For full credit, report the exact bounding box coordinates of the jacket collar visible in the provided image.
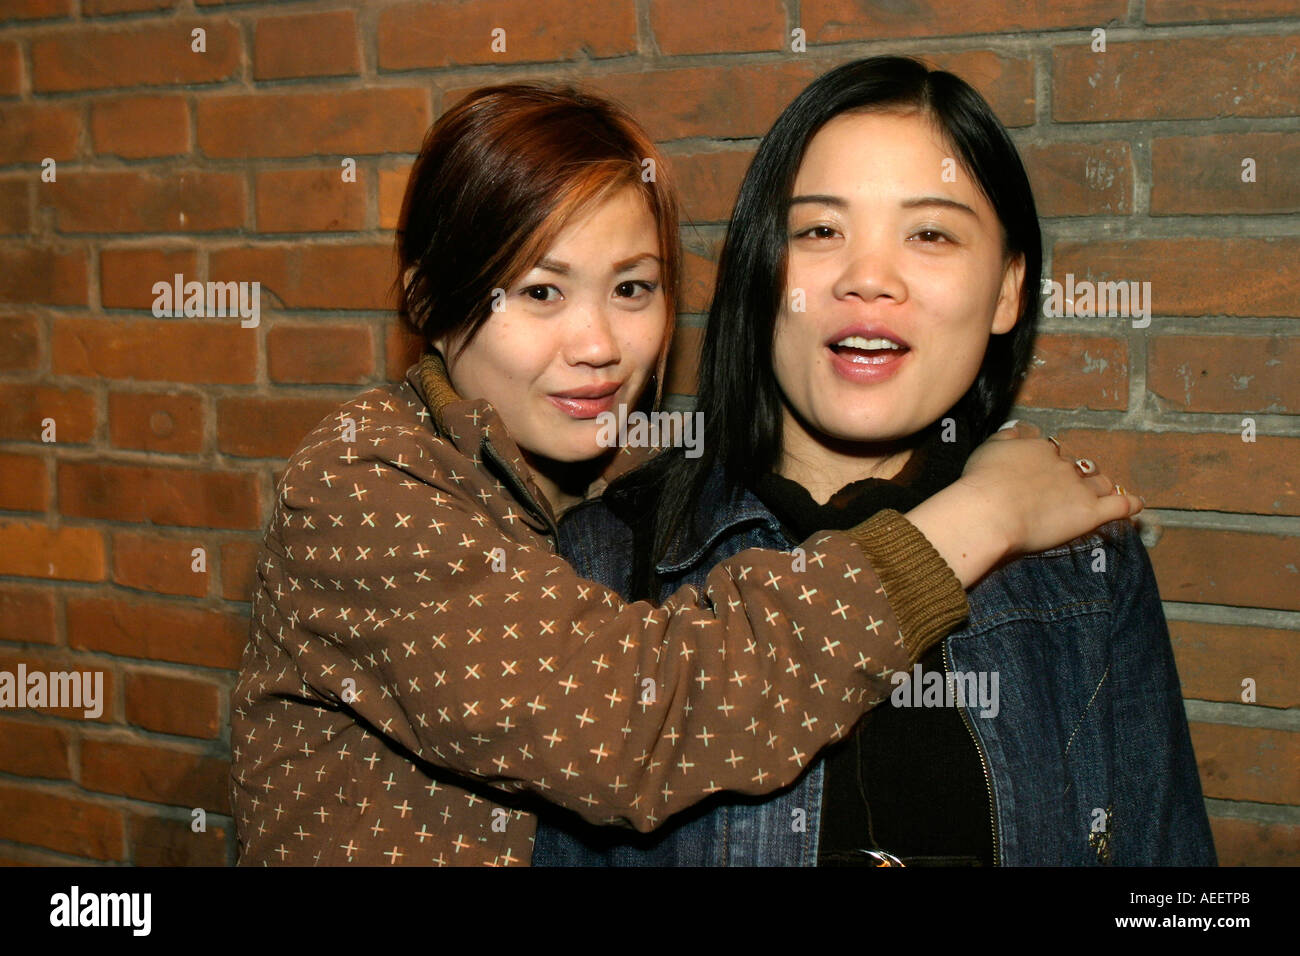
[654,462,788,575]
[404,350,653,525]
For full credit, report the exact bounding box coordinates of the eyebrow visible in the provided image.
[789,194,978,217]
[535,253,661,275]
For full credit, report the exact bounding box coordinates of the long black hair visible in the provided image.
[611,56,1042,598]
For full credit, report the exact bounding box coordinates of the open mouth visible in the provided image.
[828,334,911,365]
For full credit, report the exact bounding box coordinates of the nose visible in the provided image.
[831,231,907,305]
[561,300,621,368]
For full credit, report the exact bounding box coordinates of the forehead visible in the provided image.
[546,185,657,253]
[793,110,983,204]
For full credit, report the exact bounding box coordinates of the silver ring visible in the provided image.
[1046,435,1062,454]
[1075,457,1097,476]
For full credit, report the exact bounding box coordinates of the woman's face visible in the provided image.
[435,185,667,464]
[773,110,1024,446]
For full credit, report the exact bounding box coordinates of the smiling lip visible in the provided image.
[825,324,911,384]
[547,382,622,419]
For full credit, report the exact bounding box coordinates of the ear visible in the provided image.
[991,252,1026,335]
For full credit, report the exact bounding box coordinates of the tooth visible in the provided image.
[836,336,901,350]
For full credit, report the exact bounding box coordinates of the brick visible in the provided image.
[0,784,125,861]
[0,453,48,512]
[1169,620,1300,709]
[83,0,178,12]
[0,103,78,163]
[101,247,199,309]
[803,0,1125,41]
[1022,141,1133,217]
[0,245,87,305]
[0,42,18,97]
[378,0,635,70]
[31,20,240,93]
[0,383,94,443]
[651,0,784,54]
[0,176,29,235]
[209,243,401,311]
[0,585,57,645]
[58,460,262,530]
[81,736,230,811]
[108,389,205,454]
[575,51,1037,143]
[197,88,429,159]
[670,150,753,225]
[0,846,81,865]
[5,0,73,18]
[1208,816,1300,867]
[1053,238,1299,317]
[1189,722,1299,804]
[267,323,373,384]
[1151,133,1300,215]
[0,315,40,371]
[0,648,116,723]
[1147,527,1300,612]
[385,323,424,380]
[665,324,702,396]
[1148,334,1297,414]
[111,531,210,598]
[131,812,230,866]
[52,317,258,385]
[219,536,259,603]
[254,9,358,80]
[255,167,366,234]
[378,165,412,230]
[67,594,246,669]
[1056,428,1297,516]
[1054,37,1300,122]
[1146,0,1300,23]
[125,669,221,738]
[679,243,719,314]
[217,395,342,459]
[90,95,189,159]
[1018,334,1127,410]
[42,170,245,234]
[0,717,71,779]
[0,521,105,582]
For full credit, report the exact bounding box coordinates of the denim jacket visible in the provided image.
[532,465,1217,866]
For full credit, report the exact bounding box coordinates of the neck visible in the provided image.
[776,404,923,504]
[521,450,612,517]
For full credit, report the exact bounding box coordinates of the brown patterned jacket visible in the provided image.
[230,351,968,865]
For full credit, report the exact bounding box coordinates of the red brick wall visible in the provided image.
[0,0,1295,867]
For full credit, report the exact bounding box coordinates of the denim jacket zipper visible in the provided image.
[943,635,1001,866]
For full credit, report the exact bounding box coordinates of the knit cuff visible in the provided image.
[841,509,970,664]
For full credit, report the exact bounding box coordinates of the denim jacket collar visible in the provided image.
[656,463,789,575]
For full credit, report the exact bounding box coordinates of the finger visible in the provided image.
[1093,491,1139,525]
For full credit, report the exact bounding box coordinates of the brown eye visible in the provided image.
[522,284,561,302]
[615,280,656,299]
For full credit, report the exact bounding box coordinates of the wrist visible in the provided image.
[906,479,1013,589]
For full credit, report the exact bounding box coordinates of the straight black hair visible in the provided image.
[611,55,1043,598]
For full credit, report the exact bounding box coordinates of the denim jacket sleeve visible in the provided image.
[1105,520,1217,865]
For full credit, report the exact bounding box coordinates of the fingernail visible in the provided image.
[997,419,1020,432]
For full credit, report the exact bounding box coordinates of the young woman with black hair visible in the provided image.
[531,57,1214,866]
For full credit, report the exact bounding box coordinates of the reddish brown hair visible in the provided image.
[394,83,680,403]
